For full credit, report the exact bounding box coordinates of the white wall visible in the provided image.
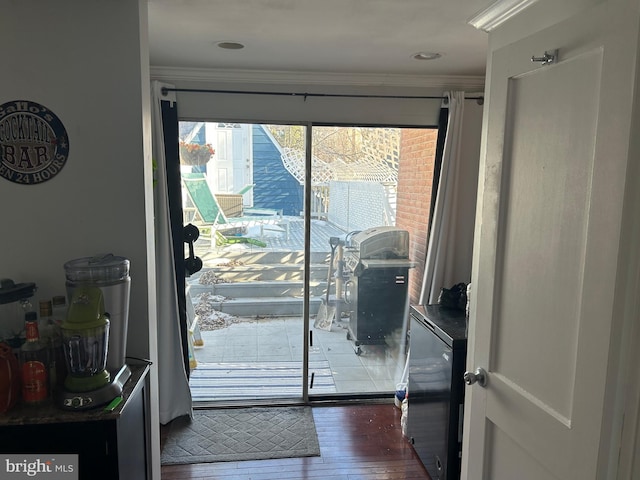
[0,1,159,478]
[452,99,483,285]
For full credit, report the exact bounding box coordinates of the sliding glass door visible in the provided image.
[180,120,437,404]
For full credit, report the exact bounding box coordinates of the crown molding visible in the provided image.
[150,66,485,91]
[468,0,539,32]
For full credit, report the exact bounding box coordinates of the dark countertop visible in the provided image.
[0,363,149,426]
[410,303,468,344]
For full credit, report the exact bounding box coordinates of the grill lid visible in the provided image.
[346,226,415,275]
[350,226,409,260]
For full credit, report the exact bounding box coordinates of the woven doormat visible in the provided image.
[161,406,320,465]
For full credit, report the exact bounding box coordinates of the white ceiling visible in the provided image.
[148,0,494,80]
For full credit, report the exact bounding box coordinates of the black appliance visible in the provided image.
[407,304,467,480]
[343,227,414,355]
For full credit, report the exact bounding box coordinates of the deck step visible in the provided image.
[190,263,329,282]
[186,252,334,316]
[195,251,330,265]
[202,296,323,316]
[188,280,326,298]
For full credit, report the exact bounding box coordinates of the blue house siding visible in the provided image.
[252,125,303,216]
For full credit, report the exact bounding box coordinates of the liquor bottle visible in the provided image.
[51,295,67,326]
[20,311,50,405]
[39,299,65,390]
[16,297,34,350]
[38,299,53,340]
[51,295,69,387]
[50,296,68,388]
[0,342,20,413]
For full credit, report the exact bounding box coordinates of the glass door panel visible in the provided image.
[181,121,307,404]
[309,126,437,397]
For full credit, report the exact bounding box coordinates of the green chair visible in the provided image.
[181,173,289,248]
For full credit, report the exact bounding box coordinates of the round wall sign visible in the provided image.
[0,100,70,185]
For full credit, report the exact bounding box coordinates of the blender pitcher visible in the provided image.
[61,286,110,393]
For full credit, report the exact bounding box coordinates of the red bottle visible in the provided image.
[0,342,20,412]
[20,312,50,405]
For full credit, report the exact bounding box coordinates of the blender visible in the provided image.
[57,286,130,410]
[63,254,130,373]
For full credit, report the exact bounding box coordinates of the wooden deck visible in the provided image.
[189,360,337,401]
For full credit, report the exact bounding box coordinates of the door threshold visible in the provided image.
[192,393,395,410]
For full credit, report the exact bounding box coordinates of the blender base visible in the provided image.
[57,364,132,410]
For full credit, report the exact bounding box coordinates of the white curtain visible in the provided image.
[420,91,469,305]
[151,80,193,424]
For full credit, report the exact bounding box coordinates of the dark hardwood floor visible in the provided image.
[161,402,432,480]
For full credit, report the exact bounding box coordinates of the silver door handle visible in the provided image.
[464,367,488,387]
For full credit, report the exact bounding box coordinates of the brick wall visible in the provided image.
[396,129,438,304]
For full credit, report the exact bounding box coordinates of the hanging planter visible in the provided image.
[179,142,215,166]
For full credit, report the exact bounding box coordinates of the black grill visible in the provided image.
[343,227,414,354]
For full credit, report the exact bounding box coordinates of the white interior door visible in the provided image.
[463,4,638,479]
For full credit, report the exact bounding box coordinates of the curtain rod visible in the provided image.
[160,87,484,104]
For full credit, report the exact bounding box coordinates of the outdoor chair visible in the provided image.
[232,183,286,217]
[181,173,289,248]
[214,184,264,218]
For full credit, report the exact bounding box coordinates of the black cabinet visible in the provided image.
[0,364,151,480]
[407,304,467,480]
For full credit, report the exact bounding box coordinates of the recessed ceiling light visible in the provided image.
[217,41,245,50]
[412,52,442,61]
